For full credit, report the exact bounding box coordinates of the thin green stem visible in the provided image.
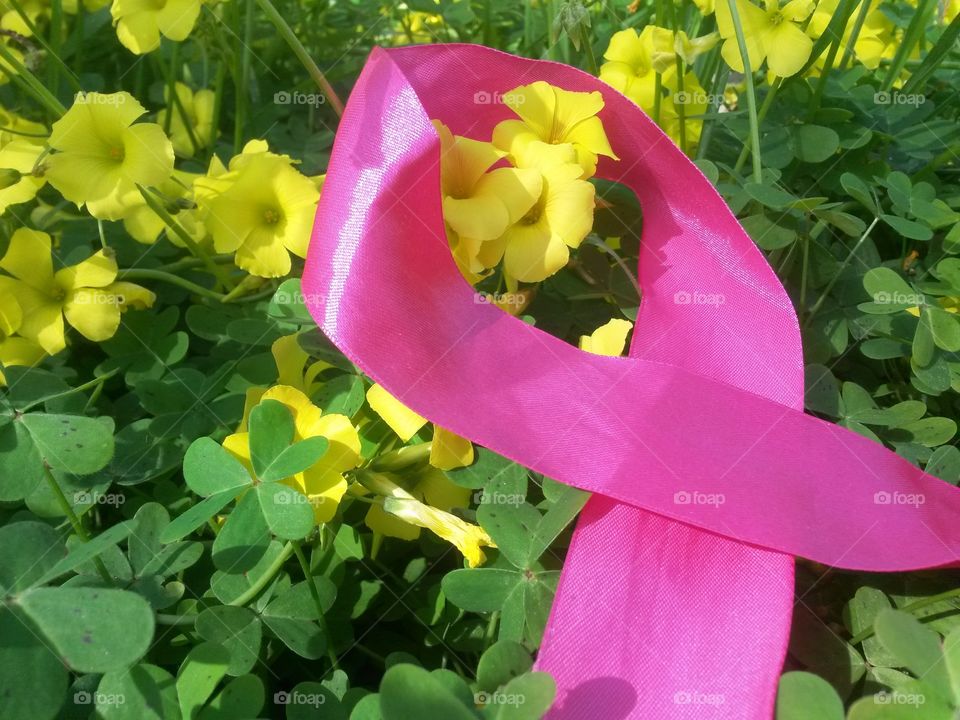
[136,185,236,290]
[725,0,762,182]
[293,541,339,669]
[42,466,113,585]
[0,42,66,117]
[156,613,199,626]
[254,0,345,116]
[734,78,781,175]
[230,541,296,607]
[849,588,960,646]
[21,368,119,413]
[117,268,227,301]
[804,217,879,327]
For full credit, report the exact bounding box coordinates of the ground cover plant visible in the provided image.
[0,0,958,718]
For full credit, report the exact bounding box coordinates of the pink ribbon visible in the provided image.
[302,44,960,718]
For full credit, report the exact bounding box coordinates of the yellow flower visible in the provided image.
[271,333,328,394]
[46,92,174,221]
[0,0,48,36]
[716,0,816,78]
[194,141,319,278]
[366,382,474,470]
[0,290,46,383]
[111,0,202,55]
[157,82,216,157]
[121,169,202,245]
[599,27,712,145]
[477,142,595,284]
[433,120,541,282]
[0,228,155,354]
[0,141,46,215]
[579,318,633,356]
[225,385,362,523]
[808,0,895,72]
[362,470,495,568]
[492,81,617,178]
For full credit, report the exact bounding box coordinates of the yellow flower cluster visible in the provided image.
[222,337,493,567]
[600,25,716,146]
[0,228,154,375]
[437,81,617,286]
[23,91,321,279]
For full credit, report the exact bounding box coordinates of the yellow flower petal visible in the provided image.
[579,318,634,357]
[54,249,118,291]
[0,228,54,291]
[63,289,122,342]
[430,426,475,471]
[762,20,813,77]
[366,383,427,441]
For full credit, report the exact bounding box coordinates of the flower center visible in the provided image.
[109,145,124,162]
[263,207,281,225]
[768,10,785,25]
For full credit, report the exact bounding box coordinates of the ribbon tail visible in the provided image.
[537,495,794,719]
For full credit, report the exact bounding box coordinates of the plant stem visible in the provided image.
[725,0,762,183]
[734,78,781,175]
[42,465,113,585]
[804,217,879,327]
[292,541,339,669]
[255,0,345,117]
[849,588,960,646]
[21,368,119,413]
[156,613,199,626]
[118,268,227,301]
[230,541,296,607]
[136,185,235,290]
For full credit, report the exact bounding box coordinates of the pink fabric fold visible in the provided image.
[302,44,960,718]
